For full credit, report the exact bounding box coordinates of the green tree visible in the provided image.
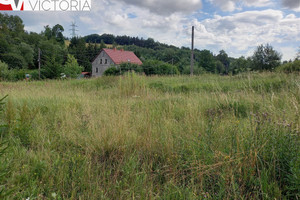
[252,44,281,71]
[51,24,64,45]
[0,53,25,69]
[42,24,65,45]
[0,13,24,36]
[63,55,84,78]
[217,50,230,74]
[43,25,52,40]
[41,57,63,79]
[198,50,216,73]
[230,56,250,74]
[215,60,225,74]
[0,34,9,55]
[68,37,92,72]
[112,41,118,49]
[39,40,66,78]
[18,42,34,68]
[100,39,106,50]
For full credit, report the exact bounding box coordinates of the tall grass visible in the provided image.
[0,72,299,199]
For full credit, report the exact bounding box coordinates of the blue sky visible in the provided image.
[2,0,300,60]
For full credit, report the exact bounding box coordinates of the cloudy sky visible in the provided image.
[2,0,300,60]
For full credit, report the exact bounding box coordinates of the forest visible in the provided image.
[0,13,299,81]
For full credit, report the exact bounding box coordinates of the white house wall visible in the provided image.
[92,51,115,77]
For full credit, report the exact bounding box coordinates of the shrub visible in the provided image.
[276,60,300,73]
[29,70,40,80]
[0,60,9,80]
[104,66,120,76]
[120,63,143,74]
[142,60,179,75]
[5,69,26,81]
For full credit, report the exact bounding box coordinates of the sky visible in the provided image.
[2,0,300,60]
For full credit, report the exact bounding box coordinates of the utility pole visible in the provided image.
[70,22,78,38]
[191,26,194,76]
[38,48,41,80]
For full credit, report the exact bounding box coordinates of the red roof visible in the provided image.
[102,48,143,65]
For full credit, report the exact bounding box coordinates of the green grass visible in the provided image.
[0,72,299,199]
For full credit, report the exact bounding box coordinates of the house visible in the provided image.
[92,48,143,77]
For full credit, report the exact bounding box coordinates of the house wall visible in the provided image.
[92,51,115,77]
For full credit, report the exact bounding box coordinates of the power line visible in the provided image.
[70,22,78,38]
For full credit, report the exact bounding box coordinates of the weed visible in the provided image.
[0,73,299,199]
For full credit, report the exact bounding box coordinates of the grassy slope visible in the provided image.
[0,73,299,199]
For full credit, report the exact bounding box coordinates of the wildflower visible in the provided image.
[51,193,57,198]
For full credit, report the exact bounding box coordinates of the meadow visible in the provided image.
[0,73,299,199]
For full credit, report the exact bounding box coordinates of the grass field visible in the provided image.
[0,73,299,199]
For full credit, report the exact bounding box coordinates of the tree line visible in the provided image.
[0,13,299,81]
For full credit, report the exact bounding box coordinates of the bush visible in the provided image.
[29,70,40,80]
[120,63,143,74]
[104,61,179,76]
[142,60,179,75]
[104,66,120,76]
[0,66,39,81]
[0,60,10,80]
[276,60,300,73]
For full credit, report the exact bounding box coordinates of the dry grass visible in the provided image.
[0,73,299,199]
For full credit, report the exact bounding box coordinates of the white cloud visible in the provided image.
[186,9,300,58]
[85,0,299,59]
[278,46,299,61]
[208,0,273,12]
[111,0,202,15]
[243,0,272,7]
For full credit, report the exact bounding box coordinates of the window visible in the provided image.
[105,59,108,64]
[96,67,98,73]
[100,59,102,64]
